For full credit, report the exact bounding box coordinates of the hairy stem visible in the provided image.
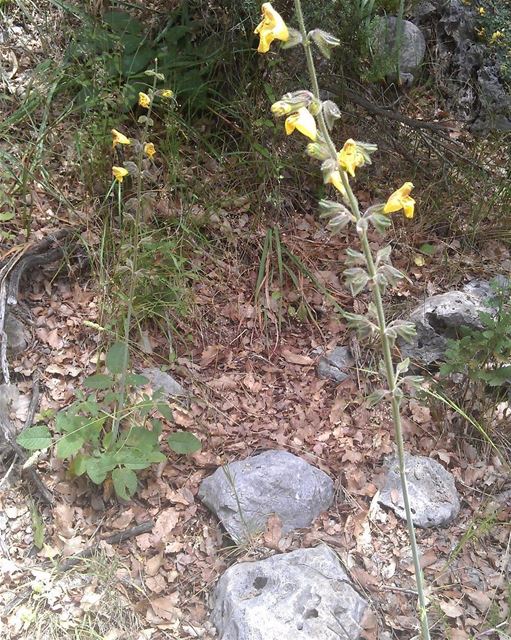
[293,2,431,637]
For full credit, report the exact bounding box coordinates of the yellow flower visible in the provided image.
[337,139,365,177]
[111,129,131,148]
[161,89,174,98]
[383,182,416,219]
[254,3,289,53]
[478,6,485,15]
[112,166,129,182]
[138,92,151,109]
[284,107,317,140]
[490,30,504,43]
[144,142,156,159]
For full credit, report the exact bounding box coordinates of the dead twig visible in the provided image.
[58,521,155,571]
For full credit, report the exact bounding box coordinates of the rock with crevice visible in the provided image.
[378,452,460,528]
[317,346,354,383]
[211,545,367,640]
[400,278,509,366]
[198,450,334,543]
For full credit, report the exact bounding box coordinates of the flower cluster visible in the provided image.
[255,4,416,219]
[110,81,174,184]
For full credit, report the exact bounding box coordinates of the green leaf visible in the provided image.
[69,454,88,477]
[126,373,149,387]
[84,374,114,390]
[122,46,155,76]
[366,389,389,407]
[0,212,15,222]
[106,342,128,374]
[16,426,52,451]
[167,431,201,455]
[56,433,85,459]
[419,243,436,256]
[86,455,116,484]
[29,501,45,550]
[157,402,173,421]
[112,468,138,500]
[103,10,143,35]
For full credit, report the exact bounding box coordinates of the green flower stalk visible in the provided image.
[255,2,431,638]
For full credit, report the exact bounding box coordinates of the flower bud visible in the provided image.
[271,90,315,116]
[281,27,303,49]
[322,100,341,130]
[305,140,330,160]
[309,29,341,59]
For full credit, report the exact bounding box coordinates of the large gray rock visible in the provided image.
[198,450,334,543]
[400,278,509,365]
[317,346,354,383]
[400,290,487,365]
[378,453,460,528]
[371,16,426,85]
[212,546,367,640]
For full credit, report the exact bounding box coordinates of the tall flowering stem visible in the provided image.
[289,2,431,637]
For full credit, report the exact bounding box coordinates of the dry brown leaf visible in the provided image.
[152,508,180,543]
[439,600,465,618]
[54,502,75,538]
[150,593,180,622]
[263,514,283,550]
[466,589,492,612]
[145,552,164,577]
[280,349,314,366]
[200,344,224,368]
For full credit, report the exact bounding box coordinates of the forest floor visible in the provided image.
[0,2,510,640]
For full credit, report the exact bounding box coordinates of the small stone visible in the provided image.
[198,450,334,543]
[211,545,367,640]
[317,346,354,383]
[378,452,460,527]
[5,313,28,354]
[140,367,186,398]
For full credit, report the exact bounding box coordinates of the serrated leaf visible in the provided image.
[396,358,410,376]
[83,374,114,390]
[86,455,116,484]
[126,373,149,387]
[106,342,128,374]
[366,389,389,407]
[112,468,138,500]
[56,433,85,459]
[157,403,173,421]
[16,426,52,451]
[168,431,201,455]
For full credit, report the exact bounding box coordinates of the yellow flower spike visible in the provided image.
[138,92,151,109]
[111,129,131,148]
[338,139,365,177]
[161,89,174,98]
[254,2,289,54]
[112,166,129,183]
[383,182,416,219]
[144,142,156,159]
[284,107,317,140]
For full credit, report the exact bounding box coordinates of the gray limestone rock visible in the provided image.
[198,450,334,543]
[212,545,367,640]
[371,16,426,85]
[400,290,488,365]
[378,453,460,527]
[317,346,354,383]
[400,278,510,366]
[140,367,186,398]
